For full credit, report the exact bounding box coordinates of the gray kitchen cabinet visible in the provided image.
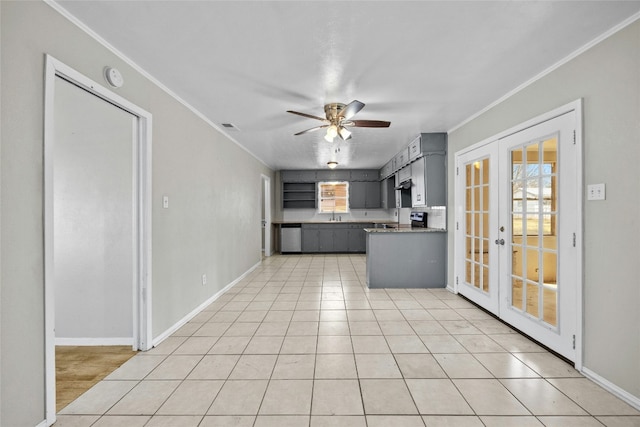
[318,224,349,252]
[281,170,317,183]
[300,223,369,253]
[349,181,367,209]
[365,182,381,208]
[316,169,350,181]
[395,147,410,169]
[409,133,447,161]
[302,224,320,252]
[333,225,350,252]
[411,152,446,207]
[350,181,381,209]
[379,160,394,180]
[381,177,395,209]
[348,223,372,252]
[350,169,379,181]
[318,228,334,252]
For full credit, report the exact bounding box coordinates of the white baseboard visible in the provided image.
[446,285,456,294]
[55,337,132,346]
[36,419,48,427]
[582,366,640,411]
[152,260,261,348]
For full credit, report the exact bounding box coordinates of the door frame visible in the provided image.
[43,55,153,424]
[453,99,583,369]
[261,174,272,257]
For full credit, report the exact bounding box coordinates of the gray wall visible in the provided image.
[0,1,274,425]
[447,20,640,400]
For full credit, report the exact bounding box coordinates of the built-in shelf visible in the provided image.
[283,182,316,209]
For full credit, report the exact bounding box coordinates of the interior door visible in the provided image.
[456,142,500,315]
[456,110,578,361]
[498,111,577,360]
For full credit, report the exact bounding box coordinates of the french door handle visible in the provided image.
[495,238,505,246]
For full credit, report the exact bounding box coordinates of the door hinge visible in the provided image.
[456,166,459,176]
[572,334,576,349]
[572,232,576,247]
[573,130,576,145]
[456,276,459,285]
[456,222,459,230]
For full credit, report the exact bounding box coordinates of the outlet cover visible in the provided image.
[202,274,207,285]
[587,183,606,201]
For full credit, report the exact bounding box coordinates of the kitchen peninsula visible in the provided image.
[365,226,446,288]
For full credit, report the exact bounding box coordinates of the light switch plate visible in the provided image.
[587,183,606,201]
[162,196,169,208]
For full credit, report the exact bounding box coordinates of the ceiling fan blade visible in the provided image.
[350,120,391,128]
[338,126,352,141]
[294,125,328,136]
[287,110,328,122]
[337,100,365,120]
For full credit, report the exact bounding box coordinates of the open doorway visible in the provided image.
[261,174,272,257]
[43,56,152,425]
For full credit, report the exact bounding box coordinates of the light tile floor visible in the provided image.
[57,255,640,427]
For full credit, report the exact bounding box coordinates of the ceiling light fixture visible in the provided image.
[327,161,338,169]
[324,124,338,142]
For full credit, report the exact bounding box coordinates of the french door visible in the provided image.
[456,109,579,361]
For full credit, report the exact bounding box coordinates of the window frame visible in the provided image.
[317,181,350,214]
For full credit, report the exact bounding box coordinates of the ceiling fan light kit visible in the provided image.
[288,100,390,142]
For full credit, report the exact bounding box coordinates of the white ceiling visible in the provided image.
[55,1,640,170]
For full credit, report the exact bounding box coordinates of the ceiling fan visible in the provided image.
[287,100,390,142]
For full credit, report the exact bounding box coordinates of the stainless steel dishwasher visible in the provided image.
[280,223,302,253]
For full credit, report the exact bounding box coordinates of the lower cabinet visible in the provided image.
[302,224,319,252]
[302,223,372,253]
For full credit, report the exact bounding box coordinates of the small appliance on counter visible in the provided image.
[410,211,427,228]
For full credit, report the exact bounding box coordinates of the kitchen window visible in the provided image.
[318,181,349,213]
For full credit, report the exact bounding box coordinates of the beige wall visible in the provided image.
[448,20,640,400]
[0,1,274,425]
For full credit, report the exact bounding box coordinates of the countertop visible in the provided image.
[364,226,447,233]
[272,220,398,225]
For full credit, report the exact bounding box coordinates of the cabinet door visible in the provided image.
[349,181,367,209]
[409,136,422,161]
[411,157,426,207]
[350,169,378,181]
[333,228,349,252]
[398,165,411,183]
[302,228,319,252]
[365,181,381,208]
[317,170,350,181]
[318,228,334,252]
[424,153,446,206]
[346,226,363,253]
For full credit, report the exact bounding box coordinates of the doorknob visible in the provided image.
[495,238,505,246]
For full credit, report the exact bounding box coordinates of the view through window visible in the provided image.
[318,181,349,213]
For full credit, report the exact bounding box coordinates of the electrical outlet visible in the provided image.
[587,183,606,201]
[202,274,207,285]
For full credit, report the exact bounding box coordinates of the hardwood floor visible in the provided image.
[56,345,137,412]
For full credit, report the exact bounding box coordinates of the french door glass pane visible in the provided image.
[465,158,490,293]
[510,136,558,327]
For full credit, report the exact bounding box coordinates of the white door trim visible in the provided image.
[453,99,583,369]
[43,55,153,425]
[262,174,272,257]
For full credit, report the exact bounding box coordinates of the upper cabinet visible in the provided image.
[394,147,410,169]
[316,169,350,181]
[411,152,446,207]
[281,170,317,183]
[378,132,447,208]
[350,169,379,182]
